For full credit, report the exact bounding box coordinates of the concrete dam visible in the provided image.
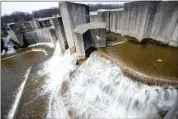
[91,1,178,47]
[1,1,178,119]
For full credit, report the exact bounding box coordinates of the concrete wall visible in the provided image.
[7,19,57,47]
[90,28,106,47]
[8,23,25,46]
[89,1,178,47]
[74,22,106,59]
[7,30,20,44]
[52,17,67,53]
[30,19,41,29]
[90,11,110,32]
[24,28,57,46]
[23,22,33,31]
[83,29,106,50]
[108,1,178,47]
[75,28,106,59]
[98,11,110,32]
[90,15,101,23]
[59,2,90,53]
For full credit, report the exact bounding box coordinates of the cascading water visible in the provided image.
[61,52,177,118]
[24,28,56,46]
[37,42,78,118]
[1,36,16,55]
[12,42,177,118]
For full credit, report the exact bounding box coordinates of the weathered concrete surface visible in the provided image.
[90,9,123,32]
[7,19,57,47]
[59,1,90,54]
[22,22,33,31]
[7,30,20,44]
[74,22,106,58]
[24,28,57,45]
[90,11,100,22]
[90,11,110,32]
[98,11,110,32]
[90,28,106,47]
[7,23,26,46]
[51,17,67,53]
[108,1,178,47]
[37,17,54,28]
[73,22,106,34]
[30,19,41,29]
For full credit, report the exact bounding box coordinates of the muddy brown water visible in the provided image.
[1,46,54,119]
[15,46,55,119]
[15,63,49,119]
[99,33,178,81]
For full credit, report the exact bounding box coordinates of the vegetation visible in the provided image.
[32,7,60,18]
[1,3,123,26]
[2,11,32,24]
[1,7,60,26]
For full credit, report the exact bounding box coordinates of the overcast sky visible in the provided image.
[1,2,59,15]
[1,2,125,16]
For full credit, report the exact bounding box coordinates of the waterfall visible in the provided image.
[24,28,57,46]
[37,43,177,118]
[1,36,16,55]
[38,42,78,118]
[62,52,177,118]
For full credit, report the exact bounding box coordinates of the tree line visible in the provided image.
[1,7,60,27]
[1,4,123,26]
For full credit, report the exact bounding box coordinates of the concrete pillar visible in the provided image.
[90,11,100,22]
[98,11,110,32]
[7,30,20,44]
[30,19,40,29]
[74,22,106,59]
[51,17,67,53]
[59,1,90,54]
[24,28,57,46]
[49,19,54,27]
[41,21,45,28]
[90,28,106,47]
[21,24,26,31]
[7,23,24,46]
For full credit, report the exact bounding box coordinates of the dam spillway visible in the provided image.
[1,44,54,119]
[62,52,177,118]
[2,42,176,119]
[2,43,178,118]
[1,1,178,119]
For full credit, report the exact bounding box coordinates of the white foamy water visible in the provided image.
[28,43,54,48]
[39,43,177,118]
[62,52,177,118]
[107,39,127,46]
[38,43,78,118]
[2,49,48,61]
[6,47,16,54]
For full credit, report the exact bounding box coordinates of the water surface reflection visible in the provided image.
[99,33,178,81]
